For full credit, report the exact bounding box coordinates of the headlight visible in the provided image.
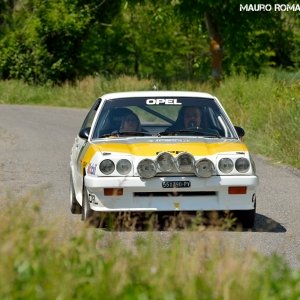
[116,159,132,175]
[156,152,175,172]
[100,159,115,175]
[195,159,214,178]
[176,152,195,173]
[218,158,234,173]
[137,159,157,178]
[235,157,250,173]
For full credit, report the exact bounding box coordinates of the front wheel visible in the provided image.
[81,185,99,227]
[70,174,82,214]
[234,198,256,229]
[235,208,256,229]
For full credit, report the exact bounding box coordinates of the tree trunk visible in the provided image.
[204,12,222,85]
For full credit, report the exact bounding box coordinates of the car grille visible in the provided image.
[134,191,216,197]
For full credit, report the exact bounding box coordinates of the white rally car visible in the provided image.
[70,91,258,228]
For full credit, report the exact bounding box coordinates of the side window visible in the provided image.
[206,106,219,128]
[203,106,226,137]
[80,98,101,132]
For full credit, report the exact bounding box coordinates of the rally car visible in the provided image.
[70,91,258,228]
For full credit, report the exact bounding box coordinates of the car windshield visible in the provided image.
[92,97,237,139]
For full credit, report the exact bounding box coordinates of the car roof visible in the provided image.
[100,91,215,100]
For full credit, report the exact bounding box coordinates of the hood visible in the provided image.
[84,137,248,159]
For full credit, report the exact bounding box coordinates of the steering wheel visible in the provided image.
[186,126,201,131]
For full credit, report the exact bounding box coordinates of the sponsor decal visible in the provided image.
[146,98,182,105]
[87,163,97,175]
[156,150,182,155]
[88,193,98,205]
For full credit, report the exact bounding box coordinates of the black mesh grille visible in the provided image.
[134,191,216,197]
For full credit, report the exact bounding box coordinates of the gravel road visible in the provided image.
[0,104,299,268]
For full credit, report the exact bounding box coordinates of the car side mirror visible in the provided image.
[234,126,245,138]
[79,127,90,140]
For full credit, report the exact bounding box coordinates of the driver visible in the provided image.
[182,106,201,128]
[166,106,202,132]
[120,112,141,132]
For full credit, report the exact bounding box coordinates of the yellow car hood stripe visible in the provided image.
[82,140,248,165]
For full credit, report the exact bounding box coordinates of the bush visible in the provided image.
[0,0,122,84]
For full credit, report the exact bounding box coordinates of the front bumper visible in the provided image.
[84,175,258,212]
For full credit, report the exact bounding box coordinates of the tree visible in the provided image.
[175,0,298,82]
[0,0,14,28]
[0,0,122,83]
[0,0,299,84]
[101,1,210,82]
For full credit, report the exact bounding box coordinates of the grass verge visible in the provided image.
[214,70,300,168]
[0,196,300,299]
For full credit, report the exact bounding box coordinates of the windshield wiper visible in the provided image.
[159,129,221,138]
[159,130,199,136]
[100,131,152,138]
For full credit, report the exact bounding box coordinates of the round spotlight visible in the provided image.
[156,152,175,172]
[137,159,157,179]
[99,159,115,175]
[116,159,132,175]
[218,158,234,174]
[176,152,195,173]
[235,157,250,173]
[195,159,214,178]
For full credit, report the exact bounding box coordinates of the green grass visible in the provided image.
[0,71,299,168]
[213,71,300,168]
[0,195,299,300]
[0,75,155,108]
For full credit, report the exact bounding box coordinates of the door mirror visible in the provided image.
[234,126,245,138]
[79,127,90,140]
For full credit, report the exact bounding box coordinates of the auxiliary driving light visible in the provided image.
[176,152,195,173]
[156,152,175,172]
[137,159,157,179]
[195,159,214,178]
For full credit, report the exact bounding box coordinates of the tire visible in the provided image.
[235,199,256,229]
[81,185,99,227]
[70,173,82,214]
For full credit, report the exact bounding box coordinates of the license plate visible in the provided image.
[162,181,191,188]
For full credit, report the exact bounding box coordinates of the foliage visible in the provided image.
[176,0,300,77]
[103,1,210,82]
[0,196,299,299]
[0,1,299,84]
[0,0,122,84]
